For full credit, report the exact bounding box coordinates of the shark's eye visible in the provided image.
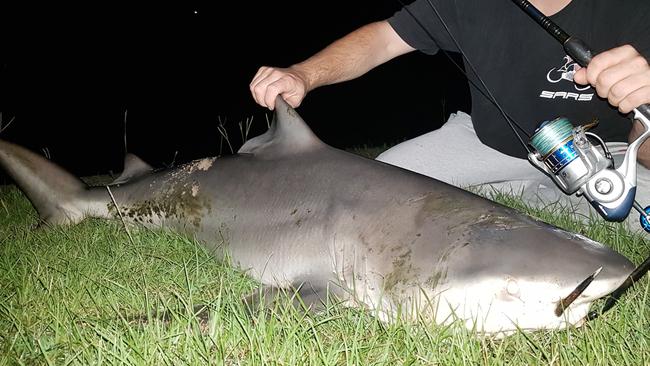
[506,279,520,297]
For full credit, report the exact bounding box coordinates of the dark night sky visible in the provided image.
[0,1,469,178]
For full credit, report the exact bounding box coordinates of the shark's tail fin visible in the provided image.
[0,139,108,225]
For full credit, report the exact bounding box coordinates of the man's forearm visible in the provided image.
[291,21,414,93]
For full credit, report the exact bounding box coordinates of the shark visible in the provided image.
[0,96,634,336]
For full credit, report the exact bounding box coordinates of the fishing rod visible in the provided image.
[403,0,650,319]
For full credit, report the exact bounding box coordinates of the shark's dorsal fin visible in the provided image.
[111,153,154,185]
[238,96,325,157]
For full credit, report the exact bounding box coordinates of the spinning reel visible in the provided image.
[528,113,650,228]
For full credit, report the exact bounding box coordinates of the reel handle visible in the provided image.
[635,203,650,233]
[580,110,650,222]
[618,109,650,184]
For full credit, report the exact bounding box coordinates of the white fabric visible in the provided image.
[376,111,650,232]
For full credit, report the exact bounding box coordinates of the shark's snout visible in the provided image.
[580,249,635,299]
[433,227,636,335]
[555,255,633,322]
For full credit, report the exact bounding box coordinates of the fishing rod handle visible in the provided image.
[563,38,593,67]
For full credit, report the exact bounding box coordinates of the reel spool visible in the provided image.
[530,118,581,176]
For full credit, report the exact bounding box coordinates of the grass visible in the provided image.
[1,173,650,365]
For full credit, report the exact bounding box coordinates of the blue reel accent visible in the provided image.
[589,187,636,222]
[640,206,650,233]
[545,139,578,173]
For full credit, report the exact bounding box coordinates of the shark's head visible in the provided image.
[434,225,634,336]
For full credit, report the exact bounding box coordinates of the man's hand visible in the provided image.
[573,44,650,114]
[573,45,650,167]
[249,21,414,111]
[249,66,309,110]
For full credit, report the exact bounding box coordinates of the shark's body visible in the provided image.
[0,98,634,335]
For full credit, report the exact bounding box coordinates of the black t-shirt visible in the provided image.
[389,0,650,158]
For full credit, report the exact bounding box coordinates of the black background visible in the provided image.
[0,1,470,178]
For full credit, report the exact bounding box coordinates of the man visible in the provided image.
[250,0,650,228]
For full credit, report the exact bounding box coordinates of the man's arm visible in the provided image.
[249,20,414,110]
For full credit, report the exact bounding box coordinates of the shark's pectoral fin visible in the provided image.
[110,153,154,185]
[237,96,325,158]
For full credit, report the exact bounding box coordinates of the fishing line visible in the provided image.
[395,0,533,153]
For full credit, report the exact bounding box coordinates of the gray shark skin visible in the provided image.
[0,97,634,336]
